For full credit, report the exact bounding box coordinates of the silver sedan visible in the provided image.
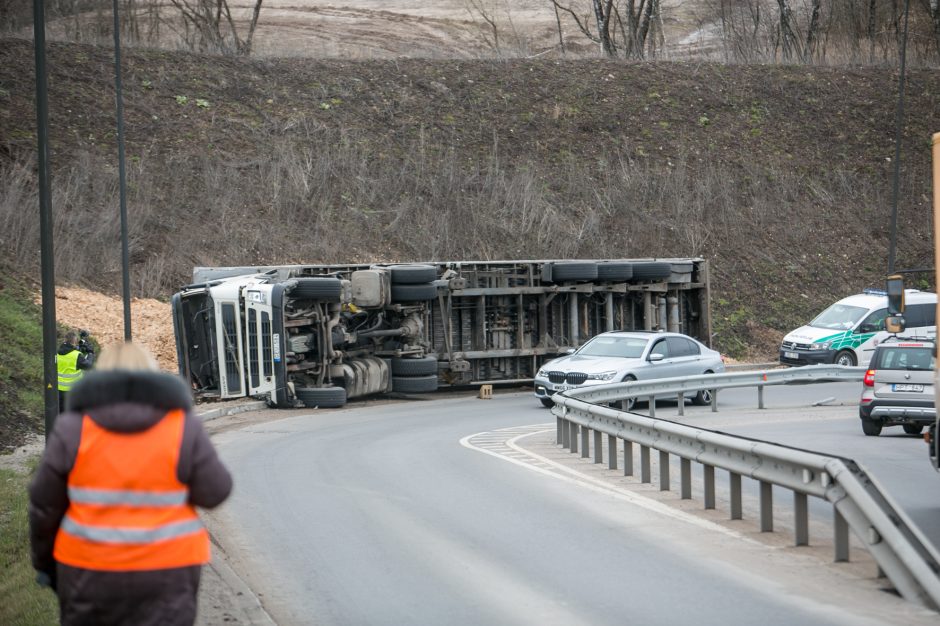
[534,331,725,409]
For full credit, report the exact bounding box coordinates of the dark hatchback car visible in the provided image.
[858,339,935,436]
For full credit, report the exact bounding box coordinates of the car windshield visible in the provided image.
[576,336,648,358]
[809,303,868,330]
[875,347,935,371]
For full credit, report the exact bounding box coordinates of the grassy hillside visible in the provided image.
[0,39,937,366]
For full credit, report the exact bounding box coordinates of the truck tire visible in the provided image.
[392,374,438,393]
[391,283,438,302]
[391,356,439,376]
[389,264,438,284]
[631,262,672,282]
[549,261,598,282]
[596,261,633,281]
[295,386,347,408]
[291,277,343,301]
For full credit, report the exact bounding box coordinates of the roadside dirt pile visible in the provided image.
[46,287,177,372]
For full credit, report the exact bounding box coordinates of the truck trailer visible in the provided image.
[171,258,712,408]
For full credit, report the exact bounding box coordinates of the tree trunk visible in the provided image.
[804,0,822,61]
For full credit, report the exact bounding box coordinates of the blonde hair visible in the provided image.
[95,341,160,372]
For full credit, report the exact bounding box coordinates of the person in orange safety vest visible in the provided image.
[29,342,233,626]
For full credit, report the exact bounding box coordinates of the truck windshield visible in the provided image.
[809,303,868,330]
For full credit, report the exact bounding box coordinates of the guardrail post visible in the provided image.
[711,389,718,413]
[594,430,603,464]
[557,416,563,444]
[680,458,692,499]
[730,473,742,520]
[581,426,589,459]
[623,440,634,476]
[794,492,809,546]
[760,481,773,532]
[677,392,684,416]
[569,422,578,454]
[659,450,670,491]
[758,384,765,410]
[641,445,651,483]
[608,435,617,470]
[561,418,570,448]
[834,509,849,562]
[704,465,716,509]
[649,395,656,418]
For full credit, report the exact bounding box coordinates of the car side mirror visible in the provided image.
[648,353,665,362]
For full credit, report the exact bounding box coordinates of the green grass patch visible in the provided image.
[0,275,44,421]
[0,467,59,625]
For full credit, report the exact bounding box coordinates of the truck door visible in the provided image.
[245,284,277,399]
[213,294,246,399]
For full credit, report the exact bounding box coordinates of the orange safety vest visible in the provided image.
[53,409,210,571]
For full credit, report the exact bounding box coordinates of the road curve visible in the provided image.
[207,390,938,625]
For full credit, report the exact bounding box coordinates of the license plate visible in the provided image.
[552,384,573,392]
[892,384,924,392]
[784,351,798,360]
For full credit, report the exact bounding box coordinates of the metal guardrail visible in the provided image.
[550,365,940,610]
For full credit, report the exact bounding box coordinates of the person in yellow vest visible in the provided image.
[29,342,233,626]
[56,331,95,413]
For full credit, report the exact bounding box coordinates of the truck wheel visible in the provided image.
[631,262,672,282]
[392,375,438,393]
[291,277,343,301]
[391,283,438,302]
[391,356,439,376]
[834,350,856,367]
[549,261,598,282]
[596,261,633,281]
[295,386,347,408]
[903,424,924,435]
[389,264,438,284]
[861,417,882,436]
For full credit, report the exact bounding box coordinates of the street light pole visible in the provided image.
[112,0,132,341]
[32,0,59,439]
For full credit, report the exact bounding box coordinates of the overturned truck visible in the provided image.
[172,259,712,408]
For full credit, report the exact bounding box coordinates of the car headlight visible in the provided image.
[536,369,548,378]
[810,341,832,350]
[587,371,618,381]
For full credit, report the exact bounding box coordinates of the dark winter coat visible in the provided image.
[29,369,233,626]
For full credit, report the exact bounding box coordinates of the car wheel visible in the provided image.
[291,277,343,301]
[691,374,714,406]
[390,356,438,376]
[861,417,882,436]
[295,386,347,409]
[903,424,924,435]
[621,375,637,411]
[392,374,438,393]
[540,397,554,408]
[834,350,856,367]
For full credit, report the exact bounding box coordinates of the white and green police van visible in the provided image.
[779,289,937,367]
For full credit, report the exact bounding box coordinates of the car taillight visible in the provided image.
[863,369,875,387]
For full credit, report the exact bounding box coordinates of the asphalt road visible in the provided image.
[208,382,939,625]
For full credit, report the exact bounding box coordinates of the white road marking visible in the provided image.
[460,424,757,542]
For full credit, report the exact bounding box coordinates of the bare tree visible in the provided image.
[167,0,263,56]
[551,0,660,58]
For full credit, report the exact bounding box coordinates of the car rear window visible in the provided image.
[578,337,648,358]
[872,347,935,371]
